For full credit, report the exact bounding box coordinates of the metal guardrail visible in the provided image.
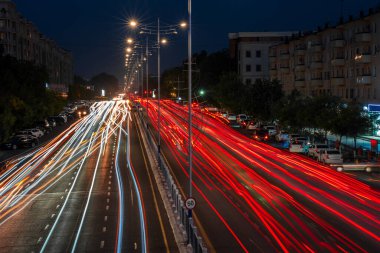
[136,111,207,253]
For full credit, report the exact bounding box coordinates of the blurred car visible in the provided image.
[308,143,329,158]
[289,139,307,153]
[2,136,38,150]
[47,118,56,127]
[239,119,249,128]
[25,128,44,138]
[263,125,277,136]
[229,121,241,128]
[246,120,257,130]
[227,113,237,121]
[331,162,380,172]
[253,129,269,142]
[275,130,289,142]
[317,149,343,164]
[237,114,247,123]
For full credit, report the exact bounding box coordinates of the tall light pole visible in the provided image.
[187,0,193,218]
[157,17,162,167]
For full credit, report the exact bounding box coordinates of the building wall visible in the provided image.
[0,0,73,94]
[229,32,295,85]
[270,10,380,104]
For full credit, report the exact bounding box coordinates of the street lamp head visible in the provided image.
[129,19,138,28]
[126,47,132,53]
[180,22,187,28]
[161,38,168,45]
[126,38,133,44]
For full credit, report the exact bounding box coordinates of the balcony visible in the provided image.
[355,32,371,42]
[331,58,345,66]
[356,76,371,85]
[269,69,277,76]
[280,52,290,59]
[295,79,306,88]
[310,61,322,69]
[330,39,345,47]
[311,79,323,87]
[354,54,371,64]
[294,47,306,56]
[331,77,345,86]
[295,64,305,71]
[280,66,289,73]
[310,42,322,52]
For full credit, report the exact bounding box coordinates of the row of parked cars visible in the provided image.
[1,103,84,150]
[221,110,380,173]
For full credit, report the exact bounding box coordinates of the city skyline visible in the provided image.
[12,0,380,82]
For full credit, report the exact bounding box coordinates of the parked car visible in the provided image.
[34,120,52,133]
[237,114,247,123]
[2,136,38,150]
[331,161,380,172]
[246,120,258,130]
[308,143,330,158]
[227,114,237,121]
[47,118,57,127]
[275,130,289,142]
[289,138,308,153]
[317,149,343,164]
[49,116,66,125]
[252,129,269,142]
[263,125,277,136]
[229,121,241,129]
[25,128,44,138]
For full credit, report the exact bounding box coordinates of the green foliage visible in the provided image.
[214,72,245,112]
[0,56,65,142]
[91,73,119,97]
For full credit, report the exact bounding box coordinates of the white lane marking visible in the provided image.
[109,176,112,179]
[51,214,55,218]
[68,182,71,186]
[103,227,107,232]
[104,216,108,221]
[61,196,64,199]
[106,205,109,211]
[56,205,60,209]
[108,186,111,191]
[44,224,50,230]
[107,192,110,196]
[107,198,110,203]
[37,237,43,244]
[65,189,68,192]
[100,241,105,248]
[108,181,111,185]
[134,242,138,250]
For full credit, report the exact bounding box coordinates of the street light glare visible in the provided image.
[180,22,187,28]
[126,47,132,53]
[127,38,133,44]
[129,19,138,28]
[161,38,168,44]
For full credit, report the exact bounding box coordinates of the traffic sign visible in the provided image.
[185,197,196,210]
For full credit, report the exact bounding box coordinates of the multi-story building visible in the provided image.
[270,8,380,104]
[229,32,295,85]
[0,0,73,96]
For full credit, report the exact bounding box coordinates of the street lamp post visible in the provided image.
[187,0,193,218]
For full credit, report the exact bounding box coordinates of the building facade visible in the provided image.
[229,32,295,85]
[0,0,73,96]
[270,9,380,104]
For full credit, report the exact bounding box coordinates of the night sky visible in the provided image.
[12,0,380,82]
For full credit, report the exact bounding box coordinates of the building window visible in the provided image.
[245,78,251,85]
[245,50,251,58]
[256,64,262,72]
[246,64,251,72]
[256,50,261,58]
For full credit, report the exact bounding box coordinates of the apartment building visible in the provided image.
[270,9,380,104]
[0,0,73,96]
[229,32,295,85]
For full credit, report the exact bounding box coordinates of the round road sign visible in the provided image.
[185,197,196,210]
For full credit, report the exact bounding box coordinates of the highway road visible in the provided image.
[0,100,178,253]
[141,98,380,253]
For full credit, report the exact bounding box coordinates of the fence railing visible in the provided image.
[136,110,207,253]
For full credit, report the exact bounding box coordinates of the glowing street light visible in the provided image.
[129,19,138,28]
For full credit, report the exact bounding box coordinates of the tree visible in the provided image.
[331,102,371,153]
[91,73,119,97]
[214,72,245,112]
